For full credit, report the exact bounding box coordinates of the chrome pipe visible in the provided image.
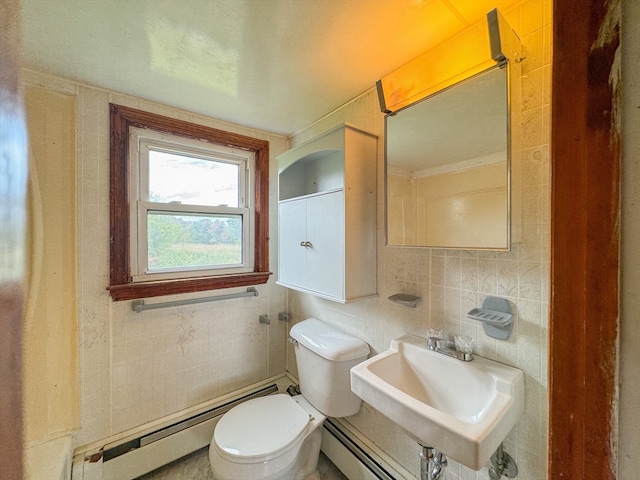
[419,444,447,480]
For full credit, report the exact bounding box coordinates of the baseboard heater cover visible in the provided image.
[79,383,407,480]
[323,419,398,480]
[102,383,278,462]
[73,383,281,480]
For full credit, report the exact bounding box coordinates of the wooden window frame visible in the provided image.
[108,104,270,301]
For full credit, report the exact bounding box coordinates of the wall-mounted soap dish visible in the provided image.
[388,293,421,308]
[467,296,513,339]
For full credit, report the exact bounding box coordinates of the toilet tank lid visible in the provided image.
[290,318,370,361]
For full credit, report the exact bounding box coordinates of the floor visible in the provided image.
[136,447,349,480]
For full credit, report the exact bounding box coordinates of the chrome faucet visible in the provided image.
[427,337,473,362]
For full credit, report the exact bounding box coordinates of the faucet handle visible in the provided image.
[426,328,445,350]
[427,337,440,350]
[426,328,444,338]
[454,335,474,355]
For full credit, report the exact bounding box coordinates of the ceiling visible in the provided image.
[20,0,521,137]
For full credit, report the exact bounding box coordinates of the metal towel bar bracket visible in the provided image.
[131,287,258,313]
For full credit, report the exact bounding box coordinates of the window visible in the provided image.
[109,104,270,301]
[130,129,254,281]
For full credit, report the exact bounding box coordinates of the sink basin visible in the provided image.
[350,334,524,470]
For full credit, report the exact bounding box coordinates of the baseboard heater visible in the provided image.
[75,383,408,480]
[322,419,398,480]
[104,383,278,462]
[78,384,279,480]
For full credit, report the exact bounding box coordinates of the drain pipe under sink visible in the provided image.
[419,444,447,480]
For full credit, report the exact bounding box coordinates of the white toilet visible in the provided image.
[209,317,370,480]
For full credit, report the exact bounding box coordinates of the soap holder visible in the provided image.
[388,293,421,308]
[467,296,513,340]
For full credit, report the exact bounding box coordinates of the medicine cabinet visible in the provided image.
[385,65,510,249]
[378,8,522,250]
[277,124,377,303]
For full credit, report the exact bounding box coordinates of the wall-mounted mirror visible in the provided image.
[385,65,510,250]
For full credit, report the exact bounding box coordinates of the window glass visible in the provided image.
[132,130,252,282]
[148,149,240,207]
[147,212,243,271]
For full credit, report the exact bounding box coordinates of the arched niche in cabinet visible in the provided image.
[277,123,378,303]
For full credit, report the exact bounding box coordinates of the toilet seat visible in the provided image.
[214,394,311,464]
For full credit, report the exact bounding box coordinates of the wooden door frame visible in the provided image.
[549,0,620,478]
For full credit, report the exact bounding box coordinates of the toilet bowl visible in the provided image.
[209,394,324,480]
[209,318,369,480]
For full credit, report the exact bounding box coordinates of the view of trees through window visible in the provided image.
[147,213,242,271]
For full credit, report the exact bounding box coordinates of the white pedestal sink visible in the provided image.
[350,334,524,470]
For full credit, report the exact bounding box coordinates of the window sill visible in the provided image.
[108,271,272,301]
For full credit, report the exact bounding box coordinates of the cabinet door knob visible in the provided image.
[299,241,312,248]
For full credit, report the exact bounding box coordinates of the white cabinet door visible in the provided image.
[278,190,345,299]
[306,191,344,298]
[277,124,377,303]
[279,199,307,289]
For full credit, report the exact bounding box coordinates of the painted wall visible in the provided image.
[23,85,79,476]
[21,70,290,451]
[620,0,640,476]
[386,170,417,245]
[387,162,508,248]
[286,1,550,478]
[416,163,508,248]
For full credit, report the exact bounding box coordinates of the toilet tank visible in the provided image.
[290,318,370,417]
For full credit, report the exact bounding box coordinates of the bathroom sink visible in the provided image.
[350,334,524,470]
